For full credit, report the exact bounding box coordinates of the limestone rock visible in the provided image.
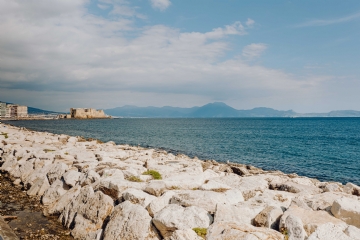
[42,179,70,206]
[344,183,360,196]
[214,202,265,225]
[47,163,68,184]
[254,205,283,230]
[165,229,203,240]
[277,181,322,195]
[324,183,342,192]
[145,181,167,197]
[27,176,50,196]
[280,204,347,236]
[147,191,176,217]
[206,222,284,240]
[344,225,360,240]
[79,169,101,186]
[307,223,351,240]
[284,214,306,240]
[331,197,360,228]
[60,186,114,239]
[170,190,243,213]
[199,180,231,191]
[45,185,81,216]
[122,188,157,208]
[153,204,213,238]
[103,201,160,240]
[62,170,81,187]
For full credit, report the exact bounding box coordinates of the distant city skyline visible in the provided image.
[0,0,359,113]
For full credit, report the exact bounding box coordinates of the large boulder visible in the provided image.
[331,197,360,228]
[280,204,347,236]
[62,170,82,187]
[214,202,265,225]
[254,205,283,230]
[44,185,81,216]
[283,214,306,240]
[147,191,176,217]
[153,204,213,238]
[307,223,358,240]
[42,179,70,206]
[170,190,244,213]
[122,188,157,208]
[46,163,68,184]
[206,222,284,240]
[103,201,160,240]
[27,176,50,196]
[60,186,114,239]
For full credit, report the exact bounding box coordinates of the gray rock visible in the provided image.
[47,163,68,184]
[62,170,81,187]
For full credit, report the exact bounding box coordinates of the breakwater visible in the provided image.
[0,123,360,239]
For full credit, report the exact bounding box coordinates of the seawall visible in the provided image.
[0,122,360,239]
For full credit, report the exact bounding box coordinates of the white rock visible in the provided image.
[60,186,114,239]
[206,222,284,240]
[280,204,347,236]
[214,202,265,225]
[153,204,213,238]
[307,223,351,240]
[344,183,360,196]
[254,205,283,230]
[284,214,306,240]
[62,170,81,187]
[47,163,68,184]
[165,229,203,240]
[27,176,50,196]
[170,190,243,213]
[79,170,101,186]
[45,185,81,216]
[278,181,322,195]
[145,181,167,197]
[103,201,160,240]
[122,188,157,208]
[344,225,360,240]
[42,179,70,206]
[331,197,360,228]
[324,183,342,192]
[147,191,176,217]
[199,180,231,191]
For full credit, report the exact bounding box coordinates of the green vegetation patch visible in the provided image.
[1,132,8,139]
[126,176,143,182]
[43,149,55,153]
[142,170,162,180]
[193,228,207,238]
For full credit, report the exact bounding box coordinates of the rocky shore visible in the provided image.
[0,122,360,240]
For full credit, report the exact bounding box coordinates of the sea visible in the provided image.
[5,118,360,185]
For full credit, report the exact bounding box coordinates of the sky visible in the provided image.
[0,0,360,113]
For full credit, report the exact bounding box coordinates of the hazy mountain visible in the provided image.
[105,102,301,118]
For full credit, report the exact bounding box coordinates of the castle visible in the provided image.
[59,108,108,119]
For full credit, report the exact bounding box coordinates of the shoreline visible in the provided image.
[1,122,360,239]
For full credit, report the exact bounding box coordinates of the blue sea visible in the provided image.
[5,118,360,185]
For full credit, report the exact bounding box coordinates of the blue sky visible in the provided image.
[0,0,359,112]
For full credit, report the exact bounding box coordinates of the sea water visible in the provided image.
[6,118,360,185]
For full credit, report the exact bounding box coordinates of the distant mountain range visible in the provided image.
[104,102,360,118]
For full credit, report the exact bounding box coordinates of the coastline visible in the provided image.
[1,122,360,239]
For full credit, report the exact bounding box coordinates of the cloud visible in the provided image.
[296,11,360,27]
[0,0,336,112]
[242,43,267,59]
[150,0,171,11]
[246,18,255,27]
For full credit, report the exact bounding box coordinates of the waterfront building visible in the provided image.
[4,104,28,118]
[0,102,6,118]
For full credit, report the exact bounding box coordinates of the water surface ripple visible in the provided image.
[7,118,360,185]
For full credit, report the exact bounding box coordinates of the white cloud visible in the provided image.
[150,0,171,11]
[0,0,337,112]
[296,11,360,27]
[246,18,255,27]
[242,43,267,59]
[97,4,110,10]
